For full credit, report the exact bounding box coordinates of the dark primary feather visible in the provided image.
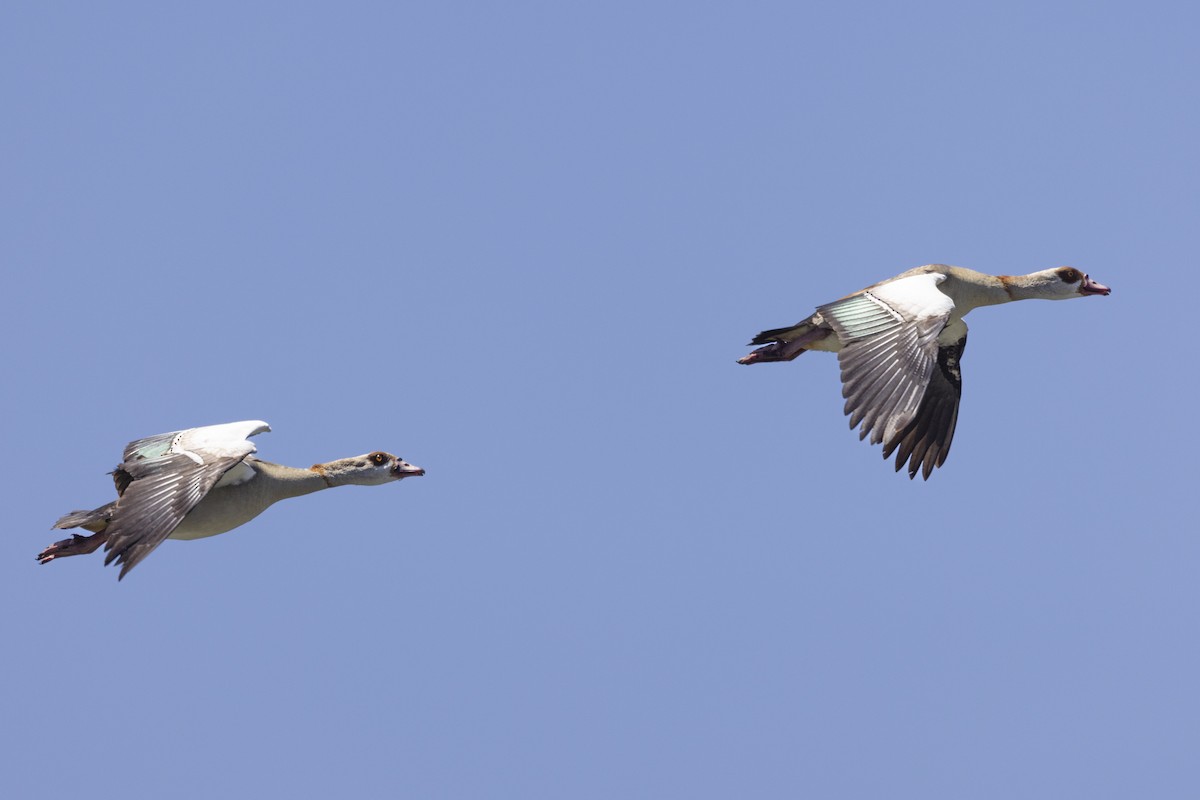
[111,467,133,496]
[882,335,967,479]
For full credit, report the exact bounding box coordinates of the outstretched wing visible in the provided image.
[103,420,269,578]
[818,273,964,479]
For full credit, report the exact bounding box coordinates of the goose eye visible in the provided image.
[1057,268,1081,283]
[370,452,387,465]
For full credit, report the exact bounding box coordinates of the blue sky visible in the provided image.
[2,1,1196,797]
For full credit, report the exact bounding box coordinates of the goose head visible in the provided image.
[313,452,426,487]
[1009,267,1111,299]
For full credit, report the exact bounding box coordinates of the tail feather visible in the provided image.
[53,502,116,533]
[750,323,811,346]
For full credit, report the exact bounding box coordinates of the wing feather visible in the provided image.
[102,454,248,578]
[99,421,267,578]
[121,430,181,463]
[882,335,966,479]
[818,273,962,478]
[828,316,945,447]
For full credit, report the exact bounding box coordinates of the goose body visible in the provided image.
[738,265,1111,479]
[39,420,425,579]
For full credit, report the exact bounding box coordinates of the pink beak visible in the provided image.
[1079,274,1111,296]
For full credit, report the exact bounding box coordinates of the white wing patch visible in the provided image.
[214,461,257,488]
[174,448,205,465]
[173,420,271,461]
[867,272,953,321]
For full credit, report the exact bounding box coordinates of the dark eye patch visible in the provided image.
[370,452,388,465]
[1057,267,1082,283]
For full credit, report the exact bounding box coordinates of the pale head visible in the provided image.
[313,451,426,487]
[1013,267,1112,300]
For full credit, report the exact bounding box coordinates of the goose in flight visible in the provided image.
[39,420,425,579]
[738,265,1111,479]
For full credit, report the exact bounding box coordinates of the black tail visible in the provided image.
[749,324,804,345]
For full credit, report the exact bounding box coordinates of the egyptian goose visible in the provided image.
[39,420,425,579]
[738,266,1111,479]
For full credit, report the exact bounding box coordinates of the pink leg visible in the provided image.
[737,339,809,364]
[38,531,109,564]
[738,326,830,364]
